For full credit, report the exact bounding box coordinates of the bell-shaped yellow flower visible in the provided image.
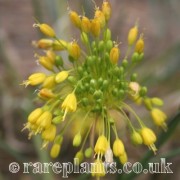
[113,138,125,157]
[94,135,108,156]
[41,124,56,148]
[141,127,157,154]
[151,108,167,130]
[61,92,77,120]
[91,159,106,177]
[50,143,61,158]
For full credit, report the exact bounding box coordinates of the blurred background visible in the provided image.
[0,0,179,179]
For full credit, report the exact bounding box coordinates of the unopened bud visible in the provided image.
[73,133,82,147]
[91,19,101,37]
[34,23,55,37]
[128,25,138,45]
[110,46,120,64]
[69,11,81,28]
[81,16,91,33]
[102,0,112,21]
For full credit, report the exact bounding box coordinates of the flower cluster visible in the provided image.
[22,0,167,178]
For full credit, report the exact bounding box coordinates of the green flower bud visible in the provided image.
[151,97,164,106]
[77,66,83,75]
[106,40,113,51]
[112,88,118,96]
[130,73,138,81]
[85,147,93,158]
[122,59,128,68]
[74,151,84,165]
[90,79,97,88]
[105,52,110,61]
[132,52,139,63]
[55,55,63,67]
[82,97,89,106]
[102,80,109,90]
[93,90,103,99]
[93,104,102,112]
[67,76,76,83]
[144,98,153,110]
[98,40,105,52]
[73,133,82,147]
[68,55,75,62]
[103,28,111,41]
[87,56,94,66]
[131,131,143,145]
[118,90,125,98]
[140,86,147,97]
[98,78,103,86]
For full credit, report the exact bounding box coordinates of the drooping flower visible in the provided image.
[141,127,157,154]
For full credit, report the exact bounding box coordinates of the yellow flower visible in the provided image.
[38,56,54,71]
[67,41,81,60]
[35,39,53,49]
[119,151,128,165]
[38,88,55,100]
[141,127,157,154]
[42,75,56,89]
[102,0,112,21]
[151,108,167,130]
[61,92,77,120]
[135,35,144,53]
[50,143,61,158]
[91,18,101,37]
[128,25,138,45]
[113,138,125,157]
[110,46,120,64]
[41,124,56,148]
[81,16,91,33]
[28,108,43,124]
[91,159,106,177]
[34,23,56,37]
[22,73,46,86]
[55,71,69,83]
[94,9,106,28]
[69,11,81,28]
[46,50,56,64]
[94,135,108,156]
[36,111,52,132]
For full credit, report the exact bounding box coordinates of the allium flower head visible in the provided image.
[22,0,167,175]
